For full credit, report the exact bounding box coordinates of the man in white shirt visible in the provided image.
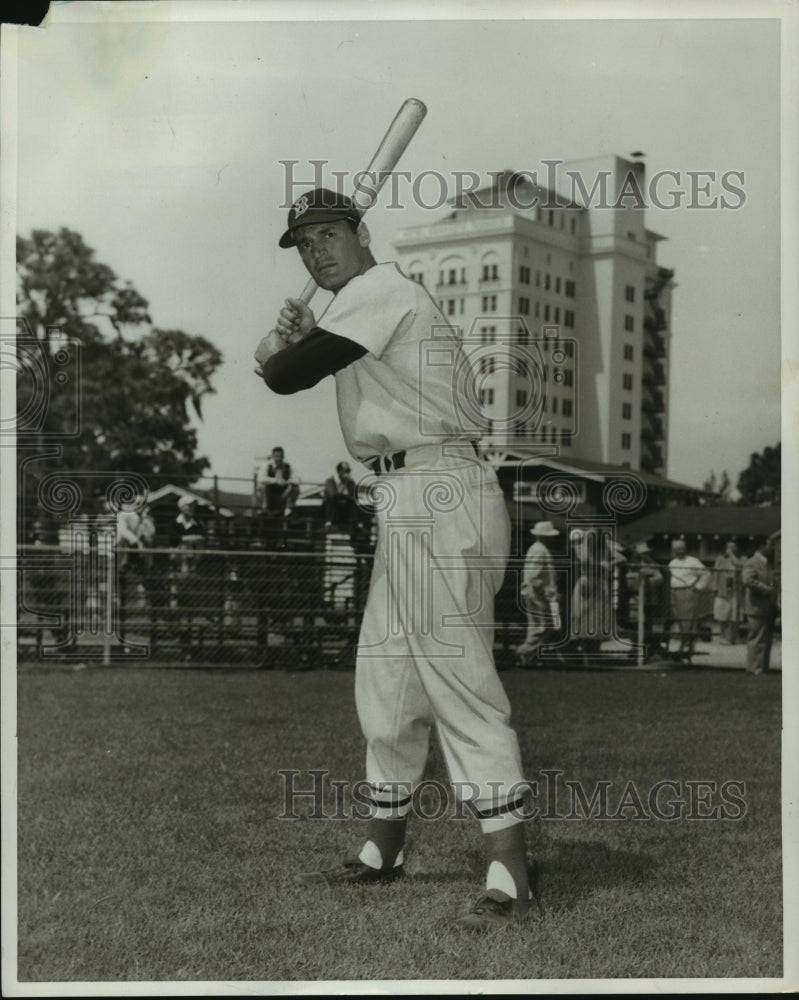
[255,189,536,930]
[668,538,709,655]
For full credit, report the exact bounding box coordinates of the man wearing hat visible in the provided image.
[517,520,560,662]
[254,189,537,930]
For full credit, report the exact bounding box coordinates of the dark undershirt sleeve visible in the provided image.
[261,326,368,395]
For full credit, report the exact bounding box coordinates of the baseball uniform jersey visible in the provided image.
[316,262,526,819]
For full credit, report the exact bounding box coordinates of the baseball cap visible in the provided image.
[279,188,362,248]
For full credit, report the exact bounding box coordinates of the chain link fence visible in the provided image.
[17,535,768,668]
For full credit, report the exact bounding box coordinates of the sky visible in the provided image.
[6,2,792,496]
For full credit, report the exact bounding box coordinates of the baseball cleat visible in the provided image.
[295,859,405,886]
[454,889,542,931]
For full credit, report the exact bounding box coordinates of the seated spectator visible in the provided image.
[170,497,207,546]
[323,461,357,530]
[263,446,300,518]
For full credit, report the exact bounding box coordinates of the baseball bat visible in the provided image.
[295,97,428,306]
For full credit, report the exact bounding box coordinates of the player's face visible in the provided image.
[295,221,368,291]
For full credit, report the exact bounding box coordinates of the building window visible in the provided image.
[548,210,554,226]
[564,309,575,328]
[555,276,561,294]
[485,418,494,434]
[564,342,574,358]
[481,295,497,312]
[448,268,457,285]
[516,389,528,407]
[570,218,576,234]
[625,285,636,302]
[562,368,573,387]
[410,271,424,284]
[552,396,558,414]
[624,314,635,332]
[544,273,551,291]
[460,267,466,284]
[622,402,632,419]
[544,304,550,321]
[446,299,456,316]
[534,301,541,318]
[519,297,530,315]
[621,432,632,449]
[562,399,573,417]
[481,263,499,281]
[479,387,495,406]
[519,265,530,284]
[554,307,560,324]
[517,325,529,344]
[480,325,497,343]
[623,344,634,361]
[479,356,496,374]
[565,279,576,298]
[623,373,633,390]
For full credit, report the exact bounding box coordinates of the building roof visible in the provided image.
[621,504,781,542]
[486,450,708,498]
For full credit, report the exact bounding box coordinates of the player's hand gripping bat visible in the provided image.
[255,98,427,373]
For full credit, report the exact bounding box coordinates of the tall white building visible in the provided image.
[393,155,674,476]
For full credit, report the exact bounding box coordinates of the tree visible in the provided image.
[736,443,781,505]
[16,228,223,514]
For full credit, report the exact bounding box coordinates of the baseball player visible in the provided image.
[255,189,537,930]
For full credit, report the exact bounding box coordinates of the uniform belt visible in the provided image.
[369,440,480,476]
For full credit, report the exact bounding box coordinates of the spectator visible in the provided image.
[625,540,665,648]
[741,538,778,675]
[668,538,710,656]
[117,497,156,568]
[516,520,560,665]
[116,495,156,618]
[712,541,742,644]
[263,446,300,518]
[169,497,208,660]
[324,461,357,531]
[170,497,207,546]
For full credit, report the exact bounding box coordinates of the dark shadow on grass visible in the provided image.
[533,839,656,910]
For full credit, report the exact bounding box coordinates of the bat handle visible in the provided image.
[298,276,318,306]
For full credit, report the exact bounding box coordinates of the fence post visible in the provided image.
[104,540,113,666]
[637,569,646,667]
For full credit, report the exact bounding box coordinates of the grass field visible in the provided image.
[14,662,783,986]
